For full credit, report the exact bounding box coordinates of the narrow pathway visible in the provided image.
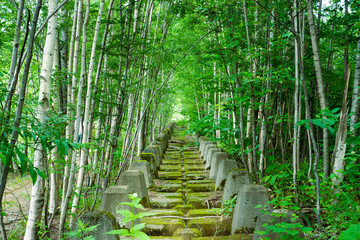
[142,127,251,239]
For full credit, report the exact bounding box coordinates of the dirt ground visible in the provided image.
[2,173,32,238]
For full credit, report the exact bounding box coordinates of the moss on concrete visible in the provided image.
[142,217,186,236]
[156,183,183,192]
[186,209,217,217]
[158,171,182,180]
[173,228,202,239]
[160,165,181,171]
[191,235,252,240]
[187,217,232,236]
[186,183,215,192]
[150,198,184,208]
[174,204,194,213]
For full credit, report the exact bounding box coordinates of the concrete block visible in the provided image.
[129,160,154,187]
[209,152,228,179]
[118,170,150,207]
[232,184,270,234]
[200,141,213,157]
[143,147,160,168]
[253,209,304,239]
[215,159,239,190]
[223,169,251,201]
[139,153,157,177]
[100,185,137,228]
[74,211,119,240]
[203,144,216,161]
[205,148,220,170]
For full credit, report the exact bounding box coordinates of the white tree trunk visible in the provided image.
[70,0,104,220]
[307,0,330,177]
[350,37,360,134]
[24,0,58,239]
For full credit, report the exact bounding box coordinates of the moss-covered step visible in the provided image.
[187,180,214,185]
[185,183,215,192]
[150,192,184,199]
[150,237,182,240]
[144,209,184,217]
[173,228,202,240]
[162,160,182,165]
[151,238,182,240]
[187,192,222,208]
[187,217,232,236]
[184,165,206,171]
[160,165,182,172]
[185,171,208,180]
[150,197,184,208]
[183,155,200,159]
[158,171,182,180]
[192,235,252,240]
[142,217,186,236]
[186,209,217,217]
[174,204,194,213]
[184,160,203,165]
[156,183,183,192]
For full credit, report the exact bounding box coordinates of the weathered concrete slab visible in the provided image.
[209,152,228,179]
[215,159,239,190]
[173,228,202,240]
[118,170,150,207]
[203,144,216,161]
[129,160,154,187]
[73,211,119,240]
[144,147,161,168]
[232,184,270,234]
[205,148,220,170]
[200,141,213,158]
[99,185,136,228]
[223,169,251,201]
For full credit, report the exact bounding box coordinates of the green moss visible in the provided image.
[156,183,183,192]
[184,165,206,171]
[184,160,203,164]
[186,183,215,192]
[150,198,184,208]
[174,204,194,213]
[158,171,182,180]
[187,217,232,236]
[160,165,182,171]
[150,237,182,240]
[145,209,184,217]
[162,160,182,165]
[187,180,214,185]
[142,217,186,236]
[173,228,203,238]
[186,209,217,217]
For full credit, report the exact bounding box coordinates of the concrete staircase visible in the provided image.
[142,127,251,240]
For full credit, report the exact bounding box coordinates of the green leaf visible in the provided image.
[106,229,130,235]
[0,152,6,166]
[131,223,145,232]
[339,224,360,240]
[40,136,48,154]
[34,167,47,180]
[28,165,37,185]
[133,231,151,240]
[117,209,133,219]
[84,224,99,233]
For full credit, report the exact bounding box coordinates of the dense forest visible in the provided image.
[0,0,359,239]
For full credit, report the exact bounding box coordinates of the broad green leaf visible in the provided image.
[85,224,100,233]
[339,224,360,240]
[130,223,145,232]
[35,167,47,180]
[0,152,7,166]
[28,165,37,185]
[135,212,156,219]
[133,231,151,240]
[117,209,133,219]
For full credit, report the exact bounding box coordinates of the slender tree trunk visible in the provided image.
[70,0,104,221]
[350,37,360,135]
[25,0,58,239]
[307,0,329,178]
[59,0,83,237]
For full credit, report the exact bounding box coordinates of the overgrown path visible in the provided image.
[142,127,251,239]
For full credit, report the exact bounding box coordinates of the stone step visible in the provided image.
[192,235,252,240]
[142,217,186,236]
[187,216,232,236]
